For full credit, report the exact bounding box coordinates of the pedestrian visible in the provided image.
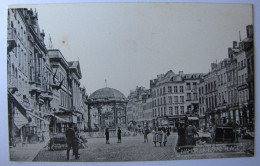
[117,127,122,143]
[176,122,186,152]
[152,127,157,147]
[143,127,149,143]
[167,127,170,136]
[157,128,163,147]
[211,120,216,147]
[105,128,110,144]
[65,123,76,160]
[162,128,167,146]
[185,121,199,152]
[73,127,80,159]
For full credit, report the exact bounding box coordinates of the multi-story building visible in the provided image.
[198,78,206,128]
[236,49,249,125]
[150,70,203,128]
[226,43,240,125]
[126,86,147,129]
[7,8,86,146]
[7,8,53,146]
[244,25,254,127]
[48,49,84,133]
[215,59,229,125]
[142,89,153,129]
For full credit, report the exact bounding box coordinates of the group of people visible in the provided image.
[152,127,169,147]
[65,124,83,160]
[175,121,199,152]
[105,127,122,144]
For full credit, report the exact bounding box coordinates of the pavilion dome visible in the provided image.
[89,87,126,100]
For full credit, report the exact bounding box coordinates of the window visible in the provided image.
[193,93,197,100]
[187,93,191,100]
[175,106,179,115]
[186,83,191,90]
[168,86,172,93]
[180,96,184,103]
[174,86,178,93]
[163,87,165,94]
[174,96,178,103]
[180,86,184,93]
[193,82,197,89]
[168,96,172,104]
[164,107,166,116]
[169,106,173,115]
[180,106,184,114]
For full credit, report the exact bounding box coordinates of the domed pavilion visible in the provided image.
[87,87,128,131]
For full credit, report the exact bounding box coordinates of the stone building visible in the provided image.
[7,8,52,146]
[198,25,254,129]
[150,70,203,128]
[7,8,86,146]
[87,87,128,131]
[243,25,254,127]
[126,87,153,130]
[215,59,229,125]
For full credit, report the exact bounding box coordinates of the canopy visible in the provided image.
[14,108,29,129]
[187,117,199,121]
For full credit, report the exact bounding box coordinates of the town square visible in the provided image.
[6,2,255,163]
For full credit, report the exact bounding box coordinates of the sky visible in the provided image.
[12,3,253,97]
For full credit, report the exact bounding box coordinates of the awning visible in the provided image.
[53,115,70,123]
[14,108,29,129]
[188,117,199,121]
[27,111,49,124]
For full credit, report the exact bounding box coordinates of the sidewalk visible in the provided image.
[9,141,48,161]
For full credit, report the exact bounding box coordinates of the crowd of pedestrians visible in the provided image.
[64,121,200,160]
[152,127,170,147]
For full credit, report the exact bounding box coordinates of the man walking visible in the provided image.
[73,127,80,159]
[105,128,110,144]
[65,123,75,160]
[117,127,122,143]
[143,127,149,143]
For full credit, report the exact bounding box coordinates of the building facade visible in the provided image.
[7,8,86,146]
[150,70,203,128]
[7,8,52,146]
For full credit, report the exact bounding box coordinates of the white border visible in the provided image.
[0,0,259,166]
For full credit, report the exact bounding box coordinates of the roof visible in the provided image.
[68,61,82,79]
[89,87,126,100]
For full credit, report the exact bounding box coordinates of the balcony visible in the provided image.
[29,81,41,94]
[7,28,17,53]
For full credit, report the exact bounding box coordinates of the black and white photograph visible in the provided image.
[4,1,257,164]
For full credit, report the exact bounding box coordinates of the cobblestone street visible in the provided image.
[33,133,252,162]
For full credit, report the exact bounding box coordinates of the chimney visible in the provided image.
[246,25,253,38]
[233,41,237,48]
[228,48,233,59]
[179,71,184,77]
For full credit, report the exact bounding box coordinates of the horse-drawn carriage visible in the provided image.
[48,133,88,151]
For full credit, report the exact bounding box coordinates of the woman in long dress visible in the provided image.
[162,129,167,146]
[157,128,163,147]
[152,127,158,147]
